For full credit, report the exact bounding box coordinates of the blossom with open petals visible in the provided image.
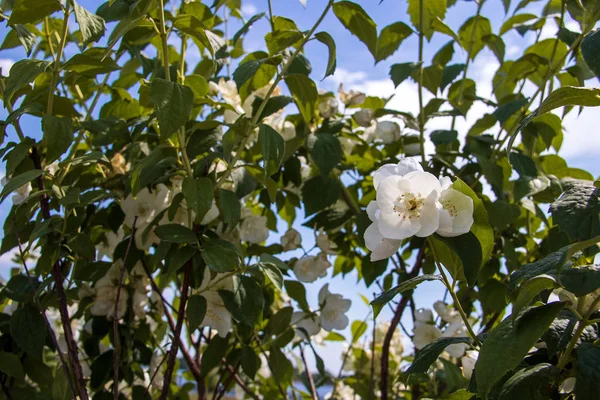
[1,176,31,205]
[197,269,233,337]
[433,301,462,324]
[461,350,478,379]
[318,284,351,331]
[239,213,269,244]
[316,228,337,255]
[436,185,474,238]
[318,97,338,118]
[293,253,331,283]
[292,311,321,337]
[281,228,302,251]
[412,324,442,350]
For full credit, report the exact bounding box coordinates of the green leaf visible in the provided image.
[0,169,43,203]
[542,310,598,357]
[433,232,482,286]
[73,1,106,46]
[483,34,505,63]
[269,348,293,385]
[10,306,47,357]
[173,15,220,55]
[233,58,266,90]
[3,59,51,103]
[376,21,413,63]
[315,32,337,79]
[497,364,554,400]
[440,64,465,92]
[219,275,264,326]
[458,16,492,60]
[64,53,121,76]
[265,30,304,55]
[284,74,318,123]
[582,29,600,79]
[559,265,600,297]
[407,0,447,40]
[8,0,61,25]
[301,176,341,216]
[154,224,197,243]
[407,337,472,374]
[217,189,240,227]
[371,275,442,318]
[474,302,565,399]
[262,263,284,291]
[201,238,241,272]
[332,1,378,58]
[252,95,294,121]
[103,16,145,59]
[187,294,207,332]
[550,182,600,242]
[284,280,310,311]
[351,320,368,343]
[499,14,537,36]
[266,307,294,336]
[576,343,600,400]
[42,115,73,163]
[151,78,193,138]
[512,275,557,317]
[448,78,476,116]
[432,17,460,42]
[452,178,494,269]
[240,346,260,379]
[200,336,228,376]
[232,12,265,45]
[0,352,25,379]
[258,124,285,176]
[185,74,209,100]
[182,177,214,223]
[390,62,419,88]
[308,133,342,176]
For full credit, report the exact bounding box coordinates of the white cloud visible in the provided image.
[0,58,15,76]
[241,3,258,16]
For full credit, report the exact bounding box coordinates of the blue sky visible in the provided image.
[1,0,600,375]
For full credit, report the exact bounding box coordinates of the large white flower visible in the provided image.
[318,284,351,331]
[291,311,321,338]
[436,188,474,237]
[414,308,434,326]
[268,113,296,141]
[461,350,478,380]
[372,157,424,190]
[281,228,302,251]
[364,202,402,261]
[97,227,125,260]
[197,269,233,337]
[293,253,331,283]
[239,213,269,244]
[375,171,442,240]
[412,323,442,350]
[442,321,468,358]
[315,228,337,255]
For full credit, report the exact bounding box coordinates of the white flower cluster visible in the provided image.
[364,157,474,261]
[291,284,352,336]
[293,228,337,283]
[412,301,469,358]
[196,268,234,337]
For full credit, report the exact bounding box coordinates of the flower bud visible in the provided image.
[353,108,375,127]
[318,97,339,118]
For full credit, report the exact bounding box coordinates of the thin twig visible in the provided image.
[112,218,138,400]
[369,312,376,400]
[300,344,318,400]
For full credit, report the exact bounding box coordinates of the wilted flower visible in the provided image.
[339,84,366,106]
[353,108,374,127]
[318,96,338,118]
[318,284,351,331]
[281,228,302,251]
[111,153,128,175]
[315,227,337,255]
[293,253,331,283]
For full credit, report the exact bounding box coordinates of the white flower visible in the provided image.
[318,97,338,118]
[121,185,170,227]
[433,301,462,324]
[315,228,337,255]
[436,187,474,237]
[239,213,269,244]
[353,108,374,127]
[197,269,233,337]
[375,170,442,240]
[559,377,576,394]
[258,354,271,378]
[339,84,365,106]
[96,227,125,260]
[46,161,59,176]
[338,137,358,156]
[267,113,296,141]
[372,157,423,190]
[210,78,244,123]
[442,321,468,357]
[318,284,351,331]
[201,200,220,225]
[292,311,321,338]
[149,352,164,390]
[375,121,401,144]
[364,202,402,261]
[325,382,358,400]
[412,324,442,350]
[90,263,128,319]
[293,253,331,283]
[1,176,32,205]
[404,142,421,156]
[414,308,434,326]
[461,350,478,380]
[281,228,302,251]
